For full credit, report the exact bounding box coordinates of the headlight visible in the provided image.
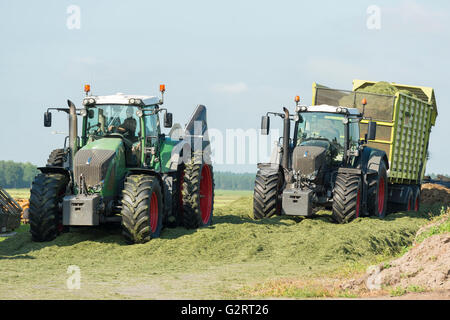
[80,109,87,117]
[136,109,143,117]
[336,107,342,113]
[83,98,95,106]
[129,98,136,104]
[301,106,308,112]
[135,99,142,105]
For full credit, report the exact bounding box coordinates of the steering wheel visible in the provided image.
[104,132,133,148]
[87,123,101,131]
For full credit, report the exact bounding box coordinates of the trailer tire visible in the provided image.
[29,173,68,242]
[121,174,163,244]
[405,186,414,211]
[182,157,214,229]
[253,167,283,220]
[413,186,421,212]
[46,149,66,167]
[332,173,362,224]
[368,161,388,218]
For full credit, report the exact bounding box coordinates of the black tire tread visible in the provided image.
[46,149,66,167]
[182,158,215,229]
[29,173,68,242]
[332,173,361,224]
[121,174,162,244]
[252,168,282,220]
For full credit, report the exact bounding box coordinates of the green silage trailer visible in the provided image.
[312,80,438,211]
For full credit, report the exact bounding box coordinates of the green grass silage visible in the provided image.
[0,192,445,299]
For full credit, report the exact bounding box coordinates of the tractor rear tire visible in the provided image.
[368,161,388,218]
[167,164,185,228]
[181,158,214,229]
[121,174,163,244]
[46,149,66,167]
[332,173,362,224]
[252,167,283,220]
[29,173,69,242]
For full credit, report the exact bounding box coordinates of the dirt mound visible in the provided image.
[421,184,450,205]
[372,233,450,291]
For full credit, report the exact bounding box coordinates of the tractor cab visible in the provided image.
[80,85,173,168]
[293,105,364,166]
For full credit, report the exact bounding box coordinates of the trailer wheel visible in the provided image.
[332,173,362,224]
[121,174,163,244]
[29,173,68,242]
[46,149,66,167]
[413,186,421,212]
[405,187,414,211]
[252,167,283,220]
[182,157,214,229]
[368,161,388,218]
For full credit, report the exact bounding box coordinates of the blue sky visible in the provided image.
[0,0,449,174]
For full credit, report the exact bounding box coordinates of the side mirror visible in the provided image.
[367,121,377,141]
[44,112,52,127]
[88,109,95,119]
[164,112,173,128]
[261,116,270,135]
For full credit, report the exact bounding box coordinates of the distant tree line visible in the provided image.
[0,161,39,188]
[214,171,255,190]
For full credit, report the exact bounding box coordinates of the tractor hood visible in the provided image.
[73,138,126,196]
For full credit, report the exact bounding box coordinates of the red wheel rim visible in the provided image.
[356,189,361,218]
[150,192,158,233]
[199,165,212,224]
[407,196,412,211]
[378,177,385,216]
[414,196,419,211]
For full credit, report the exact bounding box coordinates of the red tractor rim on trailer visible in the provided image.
[150,192,158,233]
[378,177,385,216]
[200,165,213,224]
[415,196,419,211]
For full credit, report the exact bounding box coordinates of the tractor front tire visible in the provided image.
[182,159,214,229]
[332,173,362,224]
[121,175,163,244]
[252,167,283,220]
[29,173,69,242]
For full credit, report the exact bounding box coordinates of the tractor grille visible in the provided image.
[73,149,115,188]
[292,146,327,175]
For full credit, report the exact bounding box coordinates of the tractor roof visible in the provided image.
[297,104,361,116]
[90,93,160,106]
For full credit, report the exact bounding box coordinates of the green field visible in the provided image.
[0,190,447,299]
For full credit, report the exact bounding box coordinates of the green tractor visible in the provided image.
[29,85,214,244]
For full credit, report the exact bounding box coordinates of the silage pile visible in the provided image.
[355,81,418,98]
[421,184,450,206]
[338,81,417,121]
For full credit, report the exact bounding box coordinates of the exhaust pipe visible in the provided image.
[282,107,290,170]
[68,100,78,168]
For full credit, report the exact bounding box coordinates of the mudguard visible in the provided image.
[360,146,389,173]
